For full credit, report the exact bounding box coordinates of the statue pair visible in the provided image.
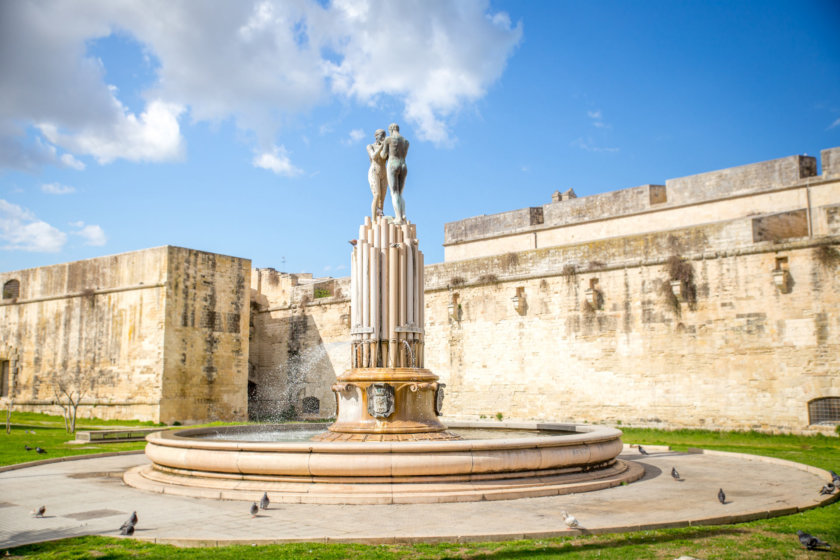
[367,123,409,223]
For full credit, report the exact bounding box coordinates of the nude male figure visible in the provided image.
[366,129,387,221]
[379,123,409,224]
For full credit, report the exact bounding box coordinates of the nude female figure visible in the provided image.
[367,129,387,221]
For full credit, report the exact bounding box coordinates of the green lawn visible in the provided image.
[2,417,839,559]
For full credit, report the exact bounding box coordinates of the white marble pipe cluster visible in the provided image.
[350,216,424,369]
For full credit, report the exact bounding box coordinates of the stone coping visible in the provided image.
[147,421,623,453]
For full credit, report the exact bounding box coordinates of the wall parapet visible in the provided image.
[444,150,834,251]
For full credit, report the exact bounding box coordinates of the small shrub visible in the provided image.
[314,287,331,299]
[495,412,504,421]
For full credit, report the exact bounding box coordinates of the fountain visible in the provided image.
[125,124,643,504]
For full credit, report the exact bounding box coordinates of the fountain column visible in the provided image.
[317,215,456,442]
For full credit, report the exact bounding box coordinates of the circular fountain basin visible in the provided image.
[125,421,643,504]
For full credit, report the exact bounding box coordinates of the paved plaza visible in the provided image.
[0,447,836,548]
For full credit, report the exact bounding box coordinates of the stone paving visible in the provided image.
[0,447,836,548]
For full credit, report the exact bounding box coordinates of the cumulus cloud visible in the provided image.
[70,221,107,246]
[253,145,303,176]
[0,199,67,252]
[321,1,522,144]
[0,0,521,171]
[347,128,366,144]
[41,183,76,195]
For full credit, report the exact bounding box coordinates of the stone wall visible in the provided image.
[160,247,251,424]
[444,150,837,262]
[0,246,251,423]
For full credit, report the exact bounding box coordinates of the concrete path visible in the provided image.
[0,447,836,548]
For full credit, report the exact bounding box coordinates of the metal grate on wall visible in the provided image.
[809,397,840,425]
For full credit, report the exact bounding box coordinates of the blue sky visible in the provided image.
[1,0,839,276]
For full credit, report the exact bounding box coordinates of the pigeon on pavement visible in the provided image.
[638,445,649,455]
[561,510,579,528]
[250,502,259,517]
[831,470,840,485]
[260,492,270,510]
[119,512,138,533]
[32,506,46,518]
[819,483,835,495]
[797,530,830,550]
[671,467,681,481]
[718,488,726,504]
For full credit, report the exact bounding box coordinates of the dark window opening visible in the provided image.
[2,279,20,299]
[0,360,9,397]
[302,396,320,414]
[809,397,840,425]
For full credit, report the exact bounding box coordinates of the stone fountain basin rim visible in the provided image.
[146,421,622,453]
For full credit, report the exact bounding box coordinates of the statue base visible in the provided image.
[312,368,461,442]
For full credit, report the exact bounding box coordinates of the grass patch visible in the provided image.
[3,425,838,558]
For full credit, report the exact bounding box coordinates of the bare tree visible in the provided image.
[50,366,102,433]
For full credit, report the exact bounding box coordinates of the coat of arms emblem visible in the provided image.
[367,383,395,418]
[434,383,445,416]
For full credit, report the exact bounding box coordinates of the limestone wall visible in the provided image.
[0,248,169,421]
[444,149,837,262]
[0,246,251,423]
[160,247,251,424]
[425,230,840,433]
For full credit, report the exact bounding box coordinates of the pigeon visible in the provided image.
[831,470,840,485]
[819,483,835,495]
[259,492,270,510]
[35,447,46,454]
[348,240,357,246]
[797,530,830,550]
[24,445,32,451]
[638,445,649,455]
[31,505,46,518]
[250,502,259,517]
[119,511,138,533]
[560,510,579,528]
[671,467,681,481]
[718,488,726,504]
[120,523,135,536]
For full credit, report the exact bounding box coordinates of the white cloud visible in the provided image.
[253,145,303,176]
[41,183,76,195]
[322,1,522,144]
[0,199,67,252]
[571,137,619,153]
[0,0,521,170]
[347,128,365,144]
[71,221,107,246]
[587,109,608,129]
[830,117,840,130]
[38,99,185,164]
[60,153,86,170]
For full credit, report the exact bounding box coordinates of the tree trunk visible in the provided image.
[4,404,10,434]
